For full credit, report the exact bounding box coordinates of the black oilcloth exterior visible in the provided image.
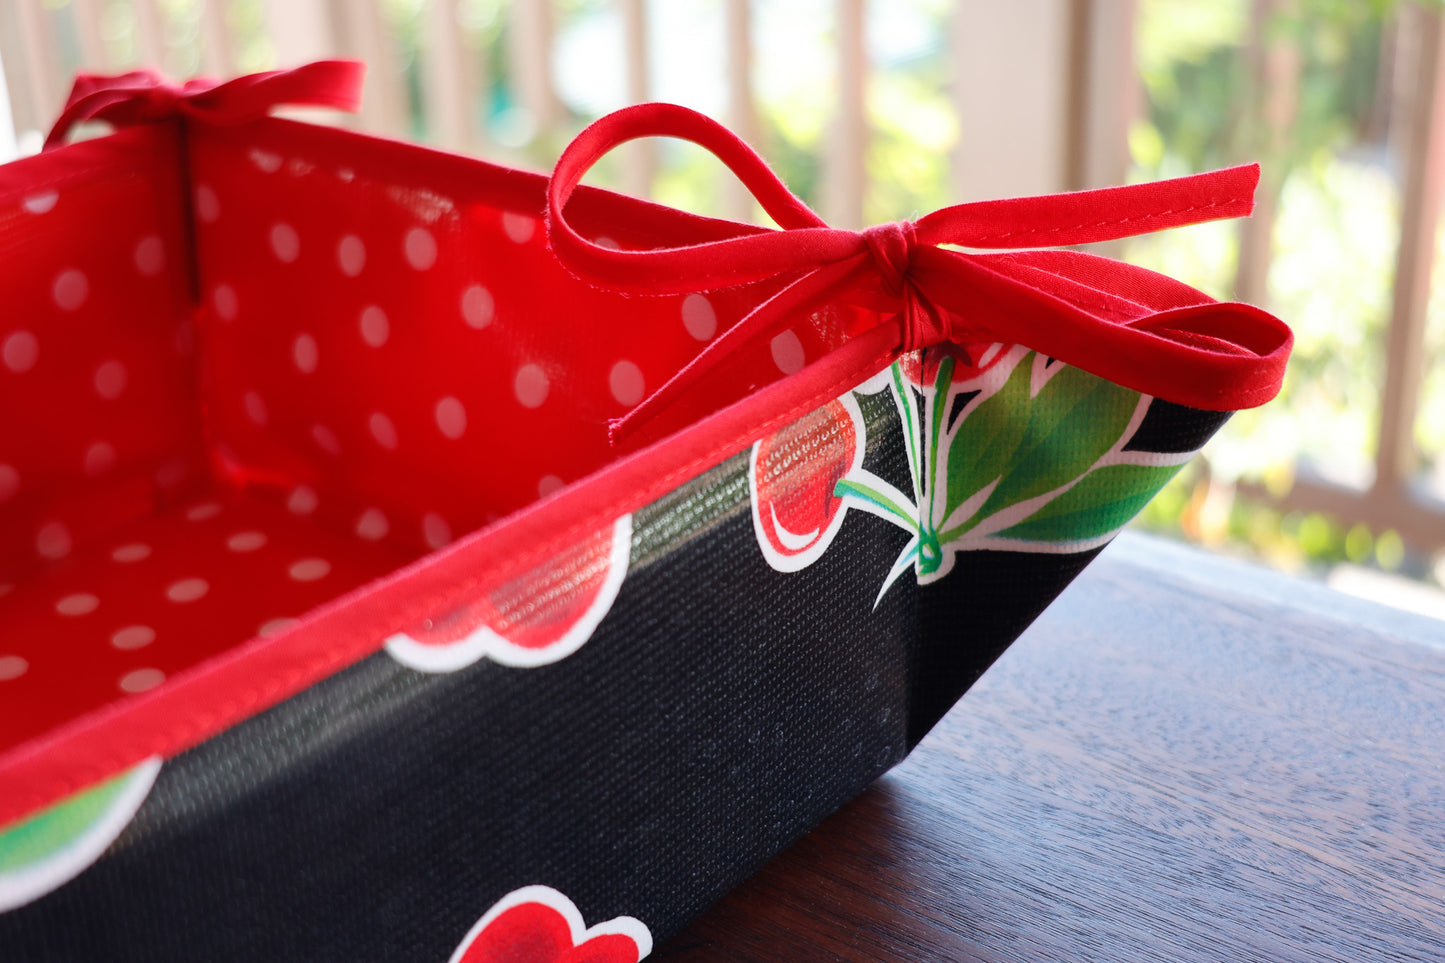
[0,458,912,961]
[0,396,1226,962]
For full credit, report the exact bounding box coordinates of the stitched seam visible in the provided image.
[969,198,1234,244]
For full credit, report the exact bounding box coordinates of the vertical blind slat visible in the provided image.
[69,0,113,71]
[723,0,758,222]
[823,0,865,228]
[620,0,655,199]
[199,0,237,79]
[327,0,408,136]
[1233,0,1299,307]
[508,0,559,137]
[425,0,473,150]
[133,0,168,70]
[1376,6,1445,491]
[15,0,61,129]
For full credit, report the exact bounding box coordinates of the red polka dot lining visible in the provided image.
[0,117,873,776]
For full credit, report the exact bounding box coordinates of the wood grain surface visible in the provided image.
[655,532,1445,962]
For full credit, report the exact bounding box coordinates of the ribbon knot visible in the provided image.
[546,102,1291,445]
[45,60,365,151]
[862,220,916,300]
[861,220,954,354]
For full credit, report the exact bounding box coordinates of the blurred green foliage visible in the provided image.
[1123,0,1445,590]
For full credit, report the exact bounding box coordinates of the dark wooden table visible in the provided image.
[657,532,1445,962]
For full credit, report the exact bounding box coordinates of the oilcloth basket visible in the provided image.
[0,60,1292,961]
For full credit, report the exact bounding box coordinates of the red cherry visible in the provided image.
[456,902,641,963]
[388,517,630,671]
[750,398,861,570]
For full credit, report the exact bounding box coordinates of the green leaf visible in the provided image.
[994,463,1183,544]
[889,365,923,505]
[947,358,1141,532]
[836,477,918,529]
[926,355,955,508]
[943,356,1031,518]
[0,770,132,873]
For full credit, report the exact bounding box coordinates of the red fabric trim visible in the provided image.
[44,60,365,150]
[545,103,1293,440]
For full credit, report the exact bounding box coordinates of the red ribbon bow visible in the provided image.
[547,103,1293,442]
[45,59,365,150]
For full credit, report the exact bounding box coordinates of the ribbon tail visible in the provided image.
[911,247,1291,410]
[916,164,1260,249]
[183,60,366,121]
[609,256,870,444]
[44,72,168,150]
[44,60,365,151]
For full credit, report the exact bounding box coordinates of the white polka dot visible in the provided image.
[111,542,151,563]
[514,364,549,408]
[369,412,399,450]
[0,656,27,681]
[111,625,155,650]
[359,306,389,347]
[258,617,299,638]
[609,360,645,407]
[423,513,452,549]
[36,521,71,560]
[293,333,318,373]
[84,441,117,476]
[4,331,39,373]
[185,501,222,521]
[166,578,209,603]
[213,284,239,321]
[287,486,318,515]
[338,168,355,182]
[435,397,467,439]
[0,464,18,503]
[250,149,282,173]
[594,236,621,250]
[22,191,57,214]
[356,508,389,541]
[288,558,331,582]
[502,212,536,244]
[93,360,128,400]
[133,235,166,275]
[338,234,366,276]
[119,668,165,693]
[771,329,806,374]
[55,593,99,616]
[243,390,268,426]
[270,223,300,263]
[312,424,341,455]
[223,534,267,557]
[682,293,717,340]
[53,269,88,311]
[195,184,220,222]
[461,285,494,329]
[538,474,565,498]
[405,227,437,270]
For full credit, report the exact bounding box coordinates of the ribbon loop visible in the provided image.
[547,103,1292,443]
[45,60,365,150]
